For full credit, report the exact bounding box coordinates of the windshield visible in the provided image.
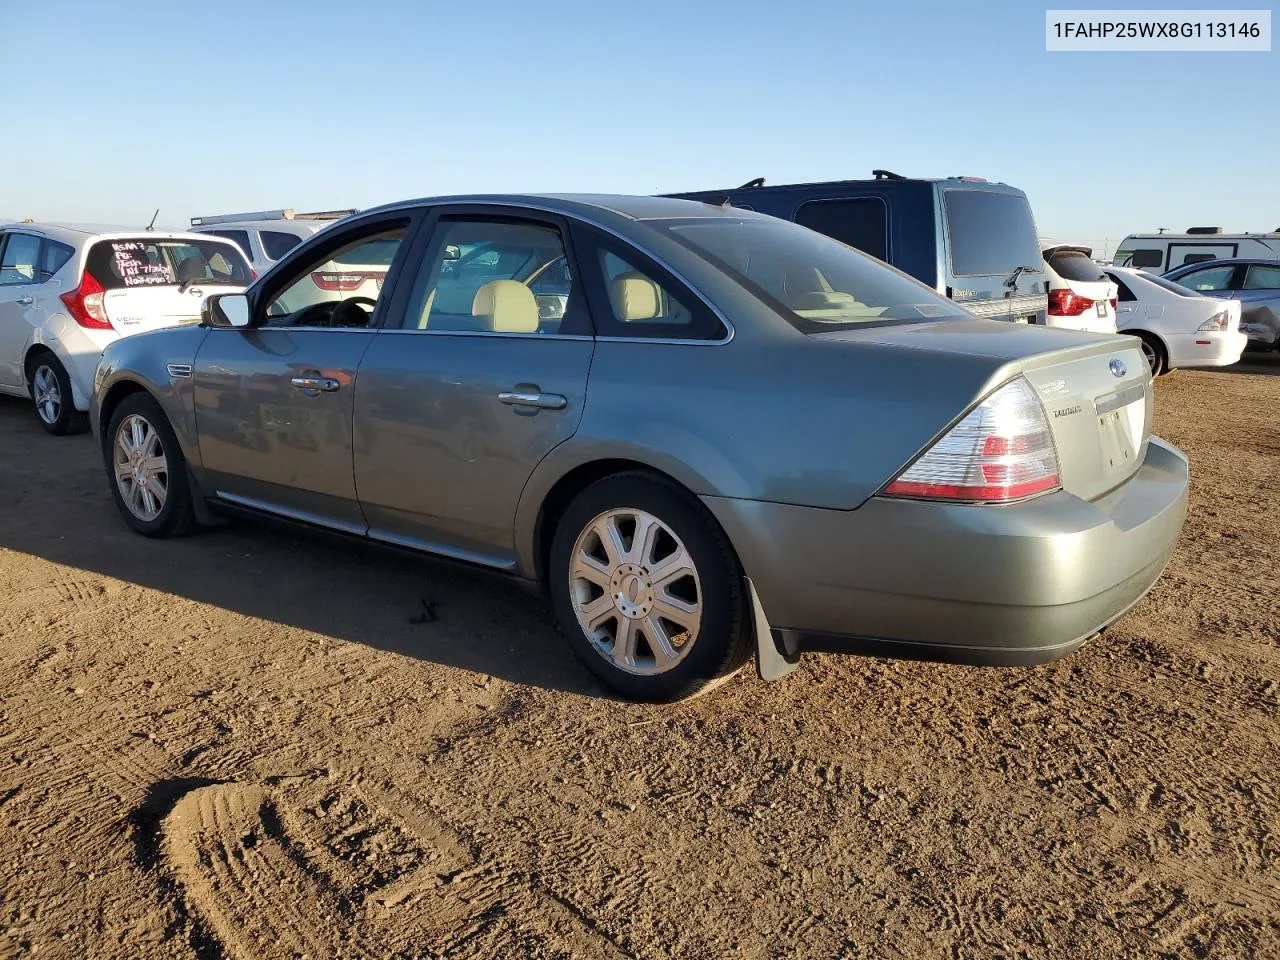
[943,189,1042,277]
[86,238,252,290]
[659,216,965,333]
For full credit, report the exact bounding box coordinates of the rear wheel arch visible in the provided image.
[1122,328,1169,375]
[531,459,730,586]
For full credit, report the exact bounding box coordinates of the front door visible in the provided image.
[0,232,43,389]
[192,216,415,531]
[353,211,594,566]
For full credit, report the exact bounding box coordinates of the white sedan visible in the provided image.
[1105,265,1247,376]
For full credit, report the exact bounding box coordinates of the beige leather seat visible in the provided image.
[609,272,663,321]
[472,279,538,333]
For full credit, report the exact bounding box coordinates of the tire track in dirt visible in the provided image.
[157,773,634,960]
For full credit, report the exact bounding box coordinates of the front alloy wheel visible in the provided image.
[113,414,169,522]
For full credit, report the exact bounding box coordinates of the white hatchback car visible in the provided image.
[0,224,251,434]
[1041,240,1118,334]
[1105,265,1246,375]
[188,209,355,275]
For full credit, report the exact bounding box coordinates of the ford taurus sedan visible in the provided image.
[91,195,1189,701]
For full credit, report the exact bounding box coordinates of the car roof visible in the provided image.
[1167,257,1280,270]
[362,193,777,223]
[192,219,325,230]
[0,222,244,245]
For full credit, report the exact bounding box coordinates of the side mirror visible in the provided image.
[442,244,461,261]
[204,293,251,329]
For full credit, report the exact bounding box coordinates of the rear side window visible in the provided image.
[1108,274,1136,301]
[41,240,75,279]
[1129,248,1164,268]
[85,238,252,290]
[1244,264,1280,289]
[210,230,253,259]
[1174,264,1236,292]
[261,230,301,260]
[943,189,1042,277]
[795,198,888,261]
[1047,250,1107,283]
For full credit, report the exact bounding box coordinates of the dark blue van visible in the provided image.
[667,171,1048,324]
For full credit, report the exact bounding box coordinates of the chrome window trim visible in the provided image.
[373,328,731,346]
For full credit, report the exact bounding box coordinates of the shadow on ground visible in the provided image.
[0,396,606,698]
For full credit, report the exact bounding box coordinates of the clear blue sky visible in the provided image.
[2,0,1276,255]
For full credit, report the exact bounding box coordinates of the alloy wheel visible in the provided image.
[1140,338,1159,373]
[33,365,61,425]
[113,414,169,522]
[568,508,702,676]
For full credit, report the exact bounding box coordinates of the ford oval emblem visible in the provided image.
[1109,358,1127,378]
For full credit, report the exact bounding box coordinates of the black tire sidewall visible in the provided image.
[105,394,194,537]
[1132,331,1166,377]
[548,473,747,702]
[27,354,85,435]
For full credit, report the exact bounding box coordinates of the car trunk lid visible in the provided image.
[815,320,1152,501]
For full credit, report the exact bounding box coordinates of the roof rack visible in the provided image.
[872,169,906,181]
[190,207,356,227]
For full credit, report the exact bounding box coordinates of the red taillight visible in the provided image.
[59,271,112,330]
[882,377,1061,503]
[1109,297,1117,313]
[312,271,367,292]
[1047,289,1094,316]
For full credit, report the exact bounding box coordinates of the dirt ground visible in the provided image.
[1,357,1277,960]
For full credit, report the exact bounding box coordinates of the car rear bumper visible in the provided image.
[702,437,1189,667]
[1166,330,1247,368]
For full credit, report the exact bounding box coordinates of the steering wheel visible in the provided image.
[329,296,378,328]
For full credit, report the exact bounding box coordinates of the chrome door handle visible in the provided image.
[291,375,340,392]
[16,296,33,306]
[498,391,567,410]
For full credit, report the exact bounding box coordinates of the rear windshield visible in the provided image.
[660,216,967,334]
[1046,249,1108,283]
[86,238,251,290]
[943,189,1042,277]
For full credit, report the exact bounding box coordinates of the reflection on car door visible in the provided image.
[192,217,413,531]
[0,232,41,390]
[353,210,594,566]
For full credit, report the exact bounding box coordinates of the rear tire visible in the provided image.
[26,353,87,435]
[1128,331,1167,377]
[104,393,197,538]
[548,472,752,702]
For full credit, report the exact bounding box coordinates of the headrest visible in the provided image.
[609,272,661,321]
[176,256,206,283]
[472,279,538,333]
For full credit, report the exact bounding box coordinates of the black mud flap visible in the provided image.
[747,577,799,682]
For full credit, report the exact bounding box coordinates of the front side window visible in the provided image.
[404,220,583,334]
[1174,264,1236,292]
[1244,264,1280,290]
[85,238,252,291]
[795,198,888,261]
[265,226,407,328]
[662,215,964,334]
[0,234,42,286]
[942,189,1042,277]
[1108,274,1136,302]
[261,230,302,260]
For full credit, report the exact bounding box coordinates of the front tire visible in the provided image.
[105,393,196,538]
[548,472,752,702]
[27,353,87,435]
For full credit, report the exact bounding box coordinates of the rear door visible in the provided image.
[353,207,595,565]
[87,237,253,335]
[0,231,42,389]
[192,214,418,530]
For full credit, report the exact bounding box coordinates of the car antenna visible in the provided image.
[146,209,160,232]
[738,177,765,189]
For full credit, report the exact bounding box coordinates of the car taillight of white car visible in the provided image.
[882,377,1061,503]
